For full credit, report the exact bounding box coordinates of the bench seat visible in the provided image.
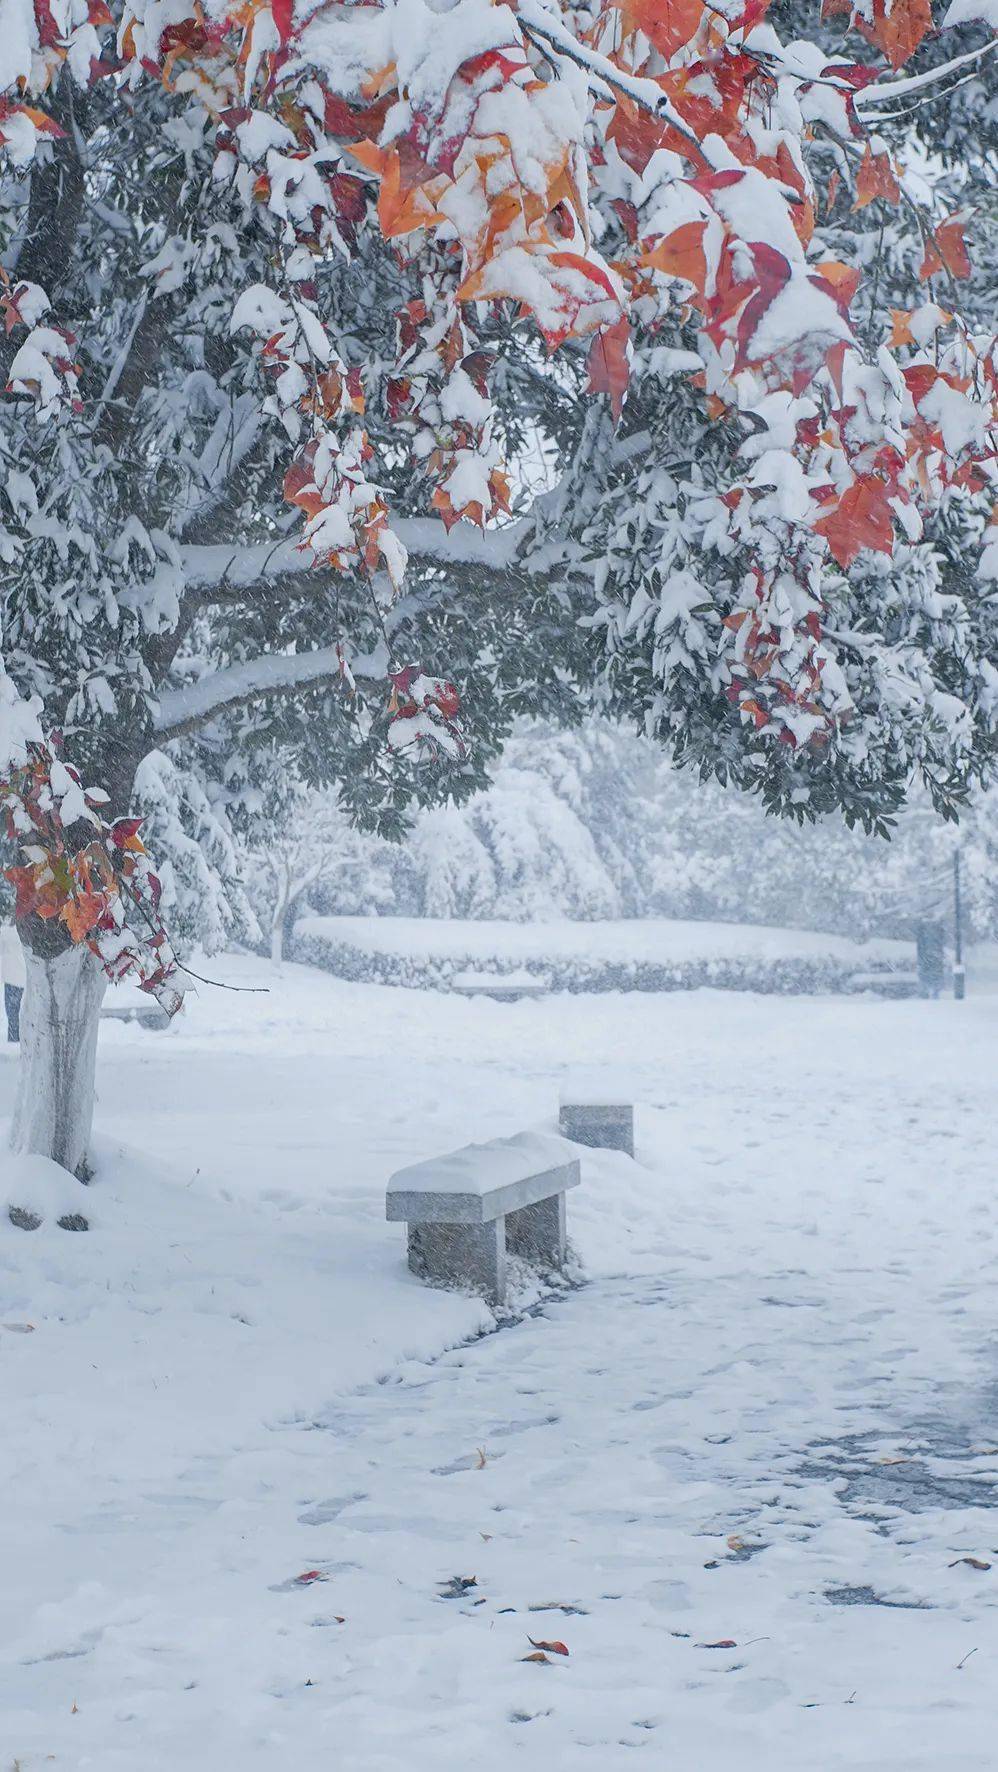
[387,1131,579,1305]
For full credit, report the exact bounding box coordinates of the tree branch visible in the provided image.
[153,641,388,740]
[515,1,701,155]
[853,36,998,110]
[179,514,531,592]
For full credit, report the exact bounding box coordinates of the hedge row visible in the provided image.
[293,928,901,997]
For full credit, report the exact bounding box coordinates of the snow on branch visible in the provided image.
[179,517,530,592]
[153,644,385,738]
[853,36,998,110]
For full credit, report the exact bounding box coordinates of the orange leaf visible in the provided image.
[348,138,388,177]
[644,221,708,293]
[813,259,862,315]
[854,146,900,210]
[615,0,704,58]
[62,890,105,943]
[739,698,770,730]
[860,0,933,70]
[528,1636,569,1655]
[888,308,915,346]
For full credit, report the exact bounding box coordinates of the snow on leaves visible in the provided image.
[1,739,185,1013]
[0,0,996,790]
[386,666,465,762]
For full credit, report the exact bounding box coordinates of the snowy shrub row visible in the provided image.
[292,927,896,998]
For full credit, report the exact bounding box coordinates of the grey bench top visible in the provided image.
[387,1130,580,1226]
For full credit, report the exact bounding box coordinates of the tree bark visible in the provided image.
[10,940,107,1177]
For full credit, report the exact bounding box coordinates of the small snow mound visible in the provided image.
[2,1152,93,1231]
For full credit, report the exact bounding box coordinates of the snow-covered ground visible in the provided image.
[2,958,997,1770]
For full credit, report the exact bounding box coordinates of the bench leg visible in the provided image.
[506,1192,566,1270]
[407,1219,507,1305]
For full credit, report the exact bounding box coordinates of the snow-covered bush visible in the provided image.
[133,751,259,956]
[294,916,908,998]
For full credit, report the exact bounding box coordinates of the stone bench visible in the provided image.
[450,969,550,1002]
[386,1131,579,1306]
[101,1002,170,1031]
[559,1093,634,1157]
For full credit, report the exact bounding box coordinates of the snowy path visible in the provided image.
[2,966,998,1769]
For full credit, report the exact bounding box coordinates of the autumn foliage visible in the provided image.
[1,738,183,1010]
[0,0,996,973]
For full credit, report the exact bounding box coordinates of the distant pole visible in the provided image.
[953,847,965,1000]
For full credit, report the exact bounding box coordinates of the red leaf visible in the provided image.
[697,1638,738,1649]
[528,1636,569,1655]
[109,816,144,850]
[586,316,630,421]
[921,214,972,281]
[815,477,894,568]
[271,0,293,44]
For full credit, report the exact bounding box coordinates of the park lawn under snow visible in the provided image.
[1,957,997,1770]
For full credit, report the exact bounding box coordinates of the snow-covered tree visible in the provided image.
[133,750,259,954]
[238,766,388,967]
[2,0,998,1170]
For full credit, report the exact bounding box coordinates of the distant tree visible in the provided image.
[240,769,388,969]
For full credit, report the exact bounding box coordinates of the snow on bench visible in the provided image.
[559,1087,634,1157]
[386,1130,579,1305]
[449,968,550,1001]
[846,970,920,998]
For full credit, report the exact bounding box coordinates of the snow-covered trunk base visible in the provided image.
[10,942,107,1176]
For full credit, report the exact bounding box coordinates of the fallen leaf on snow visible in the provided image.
[949,1558,991,1571]
[294,1570,328,1585]
[2,1322,35,1333]
[697,1639,738,1649]
[475,1447,488,1469]
[521,1651,551,1664]
[528,1636,569,1656]
[438,1575,477,1598]
[726,1535,745,1552]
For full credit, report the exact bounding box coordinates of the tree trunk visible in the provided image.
[270,914,285,972]
[10,941,107,1176]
